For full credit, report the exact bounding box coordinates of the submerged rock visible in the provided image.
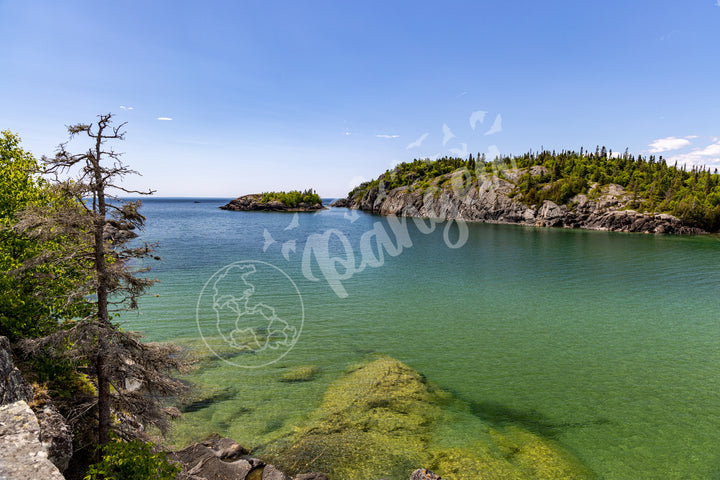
[261,355,594,480]
[410,469,443,480]
[279,365,321,383]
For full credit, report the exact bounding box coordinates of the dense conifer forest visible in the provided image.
[349,148,720,232]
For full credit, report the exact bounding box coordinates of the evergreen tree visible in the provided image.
[15,114,191,446]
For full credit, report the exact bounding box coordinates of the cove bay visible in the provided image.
[120,198,720,480]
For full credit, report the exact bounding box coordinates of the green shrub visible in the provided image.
[259,189,321,207]
[85,439,181,480]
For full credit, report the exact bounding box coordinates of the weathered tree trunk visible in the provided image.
[92,129,111,446]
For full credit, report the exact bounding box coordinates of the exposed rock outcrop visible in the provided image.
[171,434,325,480]
[0,401,65,480]
[35,400,74,472]
[334,172,705,235]
[221,195,325,212]
[1,336,73,473]
[0,336,34,404]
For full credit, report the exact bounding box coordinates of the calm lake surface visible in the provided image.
[120,198,720,480]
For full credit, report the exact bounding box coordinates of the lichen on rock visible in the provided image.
[0,401,65,480]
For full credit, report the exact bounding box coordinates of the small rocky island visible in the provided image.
[221,190,325,212]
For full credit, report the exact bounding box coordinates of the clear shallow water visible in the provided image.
[119,198,720,479]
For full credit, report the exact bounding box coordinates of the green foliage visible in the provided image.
[0,131,91,340]
[346,149,720,232]
[511,148,720,231]
[259,189,321,207]
[348,157,471,200]
[85,438,181,480]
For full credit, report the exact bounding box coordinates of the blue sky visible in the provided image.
[1,0,719,197]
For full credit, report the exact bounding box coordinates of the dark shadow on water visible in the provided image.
[466,399,613,439]
[179,388,238,413]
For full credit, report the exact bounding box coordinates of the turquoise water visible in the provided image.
[120,198,720,479]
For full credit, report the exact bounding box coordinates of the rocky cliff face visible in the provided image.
[0,336,73,477]
[0,401,66,480]
[335,172,704,235]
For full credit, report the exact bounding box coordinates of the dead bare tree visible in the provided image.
[16,113,192,446]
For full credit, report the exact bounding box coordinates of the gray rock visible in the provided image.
[0,336,33,405]
[536,200,567,227]
[201,433,250,461]
[294,473,329,480]
[172,441,254,479]
[35,401,74,472]
[262,464,291,480]
[410,468,443,480]
[0,401,65,480]
[171,434,303,480]
[1,336,73,472]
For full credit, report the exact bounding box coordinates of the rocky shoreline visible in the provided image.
[220,194,325,212]
[332,170,705,235]
[171,434,444,480]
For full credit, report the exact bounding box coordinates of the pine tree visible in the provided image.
[16,114,192,446]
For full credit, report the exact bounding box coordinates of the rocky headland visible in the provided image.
[221,194,325,212]
[332,167,705,234]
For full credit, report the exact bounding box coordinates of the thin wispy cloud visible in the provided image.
[667,141,720,168]
[376,134,400,139]
[469,110,487,130]
[119,105,134,111]
[406,133,429,149]
[716,0,720,7]
[698,143,720,156]
[487,145,501,161]
[344,130,352,136]
[484,114,502,136]
[442,124,455,146]
[648,136,690,153]
[457,91,468,98]
[157,117,173,121]
[685,135,699,139]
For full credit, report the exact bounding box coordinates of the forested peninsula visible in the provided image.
[333,149,720,234]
